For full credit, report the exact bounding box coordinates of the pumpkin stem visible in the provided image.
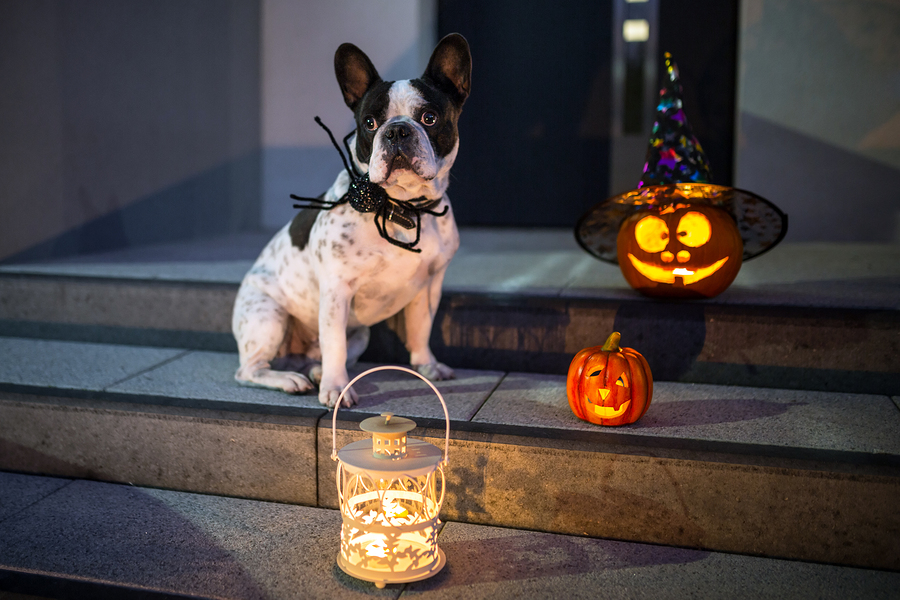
[601,332,621,352]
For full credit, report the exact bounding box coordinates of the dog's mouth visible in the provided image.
[387,153,414,176]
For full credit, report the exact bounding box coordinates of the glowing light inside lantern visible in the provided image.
[365,537,389,558]
[332,366,450,589]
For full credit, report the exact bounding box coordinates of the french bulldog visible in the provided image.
[232,33,471,407]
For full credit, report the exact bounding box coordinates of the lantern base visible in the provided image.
[336,548,445,588]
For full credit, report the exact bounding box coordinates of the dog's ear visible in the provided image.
[423,33,472,108]
[334,43,382,111]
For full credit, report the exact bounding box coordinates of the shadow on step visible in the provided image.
[0,479,267,599]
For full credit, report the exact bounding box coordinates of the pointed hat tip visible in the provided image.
[664,52,680,85]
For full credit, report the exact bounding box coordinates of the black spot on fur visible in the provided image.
[352,80,393,165]
[409,79,462,159]
[290,206,321,250]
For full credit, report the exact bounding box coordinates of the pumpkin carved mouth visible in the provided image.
[593,400,631,418]
[626,253,729,285]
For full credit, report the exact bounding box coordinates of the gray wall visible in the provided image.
[0,0,437,261]
[259,0,436,230]
[735,0,900,242]
[0,0,261,262]
[3,0,896,262]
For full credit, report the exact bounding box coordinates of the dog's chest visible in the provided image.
[277,202,458,326]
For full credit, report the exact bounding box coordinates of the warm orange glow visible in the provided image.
[365,537,390,558]
[567,332,653,427]
[593,400,631,418]
[626,253,730,285]
[383,499,410,521]
[589,371,630,417]
[634,215,669,253]
[659,203,690,215]
[675,212,711,247]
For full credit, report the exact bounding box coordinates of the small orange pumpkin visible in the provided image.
[567,332,653,426]
[616,203,743,298]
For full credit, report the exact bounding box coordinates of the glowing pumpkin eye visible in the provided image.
[634,215,669,253]
[616,374,628,387]
[676,212,711,248]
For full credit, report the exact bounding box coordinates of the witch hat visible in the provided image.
[575,53,787,264]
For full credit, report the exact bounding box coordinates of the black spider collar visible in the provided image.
[290,117,448,253]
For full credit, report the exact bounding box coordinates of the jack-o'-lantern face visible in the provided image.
[616,203,743,298]
[586,365,631,419]
[567,332,653,427]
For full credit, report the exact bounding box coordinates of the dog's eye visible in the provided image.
[421,111,437,127]
[364,116,378,131]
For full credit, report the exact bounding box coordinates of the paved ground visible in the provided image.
[1,471,898,600]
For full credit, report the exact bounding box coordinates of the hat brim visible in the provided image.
[575,183,788,264]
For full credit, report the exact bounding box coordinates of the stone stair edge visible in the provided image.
[0,331,898,467]
[3,382,899,478]
[4,267,900,308]
[4,385,899,571]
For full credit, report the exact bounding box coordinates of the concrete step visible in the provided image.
[0,337,897,571]
[1,472,898,600]
[1,234,898,394]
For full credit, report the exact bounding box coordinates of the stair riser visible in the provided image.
[0,277,235,333]
[319,428,900,572]
[3,276,897,393]
[0,396,318,506]
[3,394,895,571]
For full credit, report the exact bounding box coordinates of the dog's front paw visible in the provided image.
[236,368,314,394]
[320,385,358,408]
[414,361,455,382]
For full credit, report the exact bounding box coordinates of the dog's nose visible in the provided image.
[383,122,412,144]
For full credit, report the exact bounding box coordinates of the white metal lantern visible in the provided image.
[331,366,450,589]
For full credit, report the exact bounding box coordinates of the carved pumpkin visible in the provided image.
[616,203,743,298]
[567,332,653,426]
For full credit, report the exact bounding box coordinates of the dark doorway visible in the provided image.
[438,0,614,227]
[657,0,739,187]
[438,0,739,228]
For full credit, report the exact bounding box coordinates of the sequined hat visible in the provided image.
[575,53,787,264]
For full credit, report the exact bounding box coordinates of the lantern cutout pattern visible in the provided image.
[331,366,450,589]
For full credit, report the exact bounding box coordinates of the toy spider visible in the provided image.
[290,117,448,253]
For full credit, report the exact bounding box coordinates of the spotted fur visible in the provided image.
[232,34,471,407]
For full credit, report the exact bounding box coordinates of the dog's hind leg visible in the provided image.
[232,283,313,393]
[345,326,370,366]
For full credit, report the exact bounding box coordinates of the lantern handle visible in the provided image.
[330,365,451,465]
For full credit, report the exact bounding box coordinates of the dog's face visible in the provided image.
[334,34,471,198]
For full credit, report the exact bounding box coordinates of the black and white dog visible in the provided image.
[232,34,471,407]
